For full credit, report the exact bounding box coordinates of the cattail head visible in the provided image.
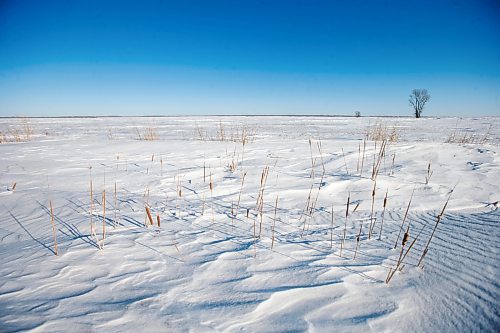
[402,228,409,246]
[346,194,351,218]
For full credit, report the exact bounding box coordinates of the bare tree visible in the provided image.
[409,89,430,118]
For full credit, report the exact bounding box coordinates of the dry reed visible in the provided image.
[418,188,455,267]
[102,189,106,247]
[49,200,58,256]
[271,195,278,249]
[330,204,334,248]
[425,162,433,185]
[368,181,377,239]
[340,193,350,257]
[378,190,388,240]
[341,148,349,175]
[145,206,154,226]
[394,186,415,249]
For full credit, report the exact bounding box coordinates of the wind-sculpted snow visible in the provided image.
[0,116,498,332]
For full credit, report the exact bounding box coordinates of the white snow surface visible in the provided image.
[0,116,498,332]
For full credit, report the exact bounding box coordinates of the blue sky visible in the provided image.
[0,0,499,116]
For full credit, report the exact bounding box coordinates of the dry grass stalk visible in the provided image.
[271,195,278,249]
[113,181,118,228]
[255,165,270,238]
[340,193,350,257]
[209,170,215,222]
[330,204,334,249]
[371,140,387,181]
[317,139,326,175]
[304,158,327,233]
[11,182,17,192]
[341,148,349,175]
[235,171,248,217]
[390,153,396,175]
[218,120,225,141]
[394,186,415,249]
[360,137,367,177]
[357,143,361,173]
[353,208,364,259]
[418,189,454,267]
[386,225,410,284]
[49,200,58,256]
[351,202,361,214]
[89,167,93,235]
[309,138,315,179]
[368,181,377,239]
[425,162,433,185]
[102,190,106,247]
[201,194,206,216]
[378,190,388,240]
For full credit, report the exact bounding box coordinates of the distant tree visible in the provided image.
[354,111,361,117]
[409,89,430,118]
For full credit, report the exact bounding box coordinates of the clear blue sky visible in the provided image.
[0,0,499,116]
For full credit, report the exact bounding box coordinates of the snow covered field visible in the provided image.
[0,116,498,332]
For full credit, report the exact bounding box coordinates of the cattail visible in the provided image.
[11,182,17,192]
[394,186,415,249]
[402,226,409,247]
[386,225,411,284]
[49,200,58,255]
[418,188,454,267]
[371,140,387,181]
[145,206,154,227]
[340,193,350,257]
[156,213,161,227]
[209,172,213,193]
[354,234,360,259]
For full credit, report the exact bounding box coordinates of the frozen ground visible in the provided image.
[0,116,498,332]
